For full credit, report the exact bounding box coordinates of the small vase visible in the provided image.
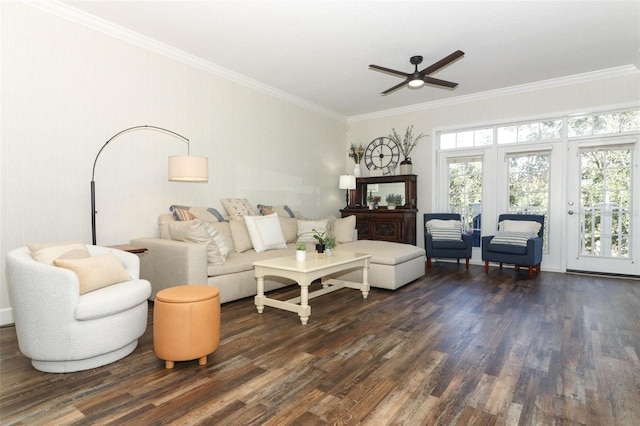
[388,203,396,210]
[315,243,325,254]
[353,163,362,177]
[399,158,412,175]
[296,250,306,262]
[326,248,333,256]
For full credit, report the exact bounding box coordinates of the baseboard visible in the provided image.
[1,307,14,326]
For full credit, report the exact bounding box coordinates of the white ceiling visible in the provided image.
[60,0,640,118]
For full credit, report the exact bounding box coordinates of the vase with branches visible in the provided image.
[388,125,426,174]
[348,143,365,176]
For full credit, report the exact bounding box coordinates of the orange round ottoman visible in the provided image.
[153,285,220,369]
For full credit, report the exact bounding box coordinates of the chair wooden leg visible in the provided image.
[465,258,470,270]
[427,257,432,268]
[528,266,534,279]
[499,263,503,270]
[536,264,541,274]
[515,265,520,271]
[484,261,489,273]
[456,258,460,265]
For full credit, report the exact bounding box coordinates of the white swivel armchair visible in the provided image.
[6,245,151,373]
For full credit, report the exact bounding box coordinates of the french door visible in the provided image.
[566,137,640,276]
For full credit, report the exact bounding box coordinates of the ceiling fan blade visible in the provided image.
[423,76,458,88]
[369,64,409,78]
[420,50,465,75]
[381,79,410,95]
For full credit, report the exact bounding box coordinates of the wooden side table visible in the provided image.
[107,244,148,254]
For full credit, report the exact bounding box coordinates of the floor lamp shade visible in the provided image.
[168,156,208,182]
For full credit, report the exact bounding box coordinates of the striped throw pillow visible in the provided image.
[491,231,537,246]
[430,227,462,241]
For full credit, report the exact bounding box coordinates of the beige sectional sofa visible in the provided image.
[132,203,426,304]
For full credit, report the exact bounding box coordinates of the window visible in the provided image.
[447,157,483,247]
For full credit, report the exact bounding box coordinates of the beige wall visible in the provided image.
[0,2,347,323]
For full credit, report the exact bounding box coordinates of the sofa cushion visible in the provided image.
[54,253,132,294]
[432,239,468,249]
[257,204,297,218]
[28,241,90,265]
[297,219,328,244]
[337,240,425,266]
[170,205,226,222]
[425,219,461,233]
[333,215,356,243]
[244,213,287,253]
[168,220,226,265]
[229,219,254,252]
[279,217,298,243]
[487,241,528,255]
[220,198,259,220]
[206,244,296,277]
[208,221,234,254]
[75,279,150,320]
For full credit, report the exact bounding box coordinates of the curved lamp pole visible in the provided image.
[91,125,208,245]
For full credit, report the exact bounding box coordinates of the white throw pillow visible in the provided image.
[426,219,461,234]
[297,219,328,244]
[498,220,541,234]
[244,213,287,253]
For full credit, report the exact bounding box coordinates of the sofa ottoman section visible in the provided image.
[332,240,425,290]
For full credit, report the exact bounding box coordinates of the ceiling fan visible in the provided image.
[369,50,465,95]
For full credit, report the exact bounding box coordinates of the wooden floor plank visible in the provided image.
[1,265,639,425]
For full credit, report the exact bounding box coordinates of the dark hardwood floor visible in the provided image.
[2,264,639,425]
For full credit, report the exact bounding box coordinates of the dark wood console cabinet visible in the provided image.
[340,175,418,245]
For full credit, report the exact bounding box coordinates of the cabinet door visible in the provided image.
[372,219,402,242]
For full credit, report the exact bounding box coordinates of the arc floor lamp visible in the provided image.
[91,125,208,245]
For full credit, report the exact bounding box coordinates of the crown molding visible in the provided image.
[23,0,347,122]
[348,65,640,123]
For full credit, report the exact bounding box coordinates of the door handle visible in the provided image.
[568,210,575,215]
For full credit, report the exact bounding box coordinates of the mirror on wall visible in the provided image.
[364,182,405,206]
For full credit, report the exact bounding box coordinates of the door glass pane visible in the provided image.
[579,148,631,258]
[507,152,550,250]
[448,159,483,247]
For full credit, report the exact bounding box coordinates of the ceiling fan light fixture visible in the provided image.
[408,78,424,88]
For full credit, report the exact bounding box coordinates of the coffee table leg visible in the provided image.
[299,279,311,325]
[361,260,370,299]
[255,275,265,313]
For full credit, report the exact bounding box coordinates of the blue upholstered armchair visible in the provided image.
[424,213,473,269]
[482,214,544,279]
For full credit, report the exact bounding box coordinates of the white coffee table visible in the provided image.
[253,251,371,325]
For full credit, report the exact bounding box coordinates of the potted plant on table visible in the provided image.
[312,228,327,253]
[295,241,307,261]
[324,236,336,256]
[386,193,403,210]
[368,195,381,210]
[388,125,427,175]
